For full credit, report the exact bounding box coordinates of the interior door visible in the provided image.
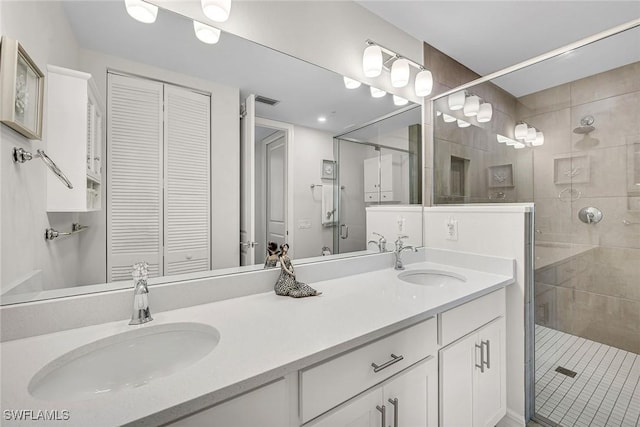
[266,132,286,249]
[240,95,256,266]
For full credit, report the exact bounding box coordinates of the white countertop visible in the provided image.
[1,259,514,426]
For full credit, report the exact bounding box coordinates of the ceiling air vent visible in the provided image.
[255,95,280,106]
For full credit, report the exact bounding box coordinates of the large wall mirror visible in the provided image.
[1,1,422,305]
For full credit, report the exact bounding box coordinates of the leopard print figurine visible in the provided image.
[274,244,321,298]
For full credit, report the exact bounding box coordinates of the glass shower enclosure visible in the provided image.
[432,23,640,427]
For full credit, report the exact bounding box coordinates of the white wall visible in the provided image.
[423,205,533,427]
[366,206,423,250]
[0,1,83,291]
[154,0,423,104]
[292,126,335,258]
[77,49,240,283]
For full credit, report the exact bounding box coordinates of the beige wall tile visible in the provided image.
[517,83,571,117]
[570,62,640,106]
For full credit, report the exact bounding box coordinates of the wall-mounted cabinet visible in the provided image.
[46,65,103,212]
[364,153,402,203]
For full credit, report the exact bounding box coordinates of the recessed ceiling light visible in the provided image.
[318,116,327,123]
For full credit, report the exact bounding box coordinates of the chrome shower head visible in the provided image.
[573,115,595,134]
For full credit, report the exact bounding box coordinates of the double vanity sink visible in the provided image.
[1,251,514,426]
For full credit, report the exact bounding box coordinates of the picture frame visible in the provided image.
[0,36,45,140]
[488,164,514,188]
[322,159,336,180]
[554,153,590,184]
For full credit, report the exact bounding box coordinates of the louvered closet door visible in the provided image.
[107,74,163,281]
[163,85,211,275]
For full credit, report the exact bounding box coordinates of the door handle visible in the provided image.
[340,224,349,239]
[240,241,259,248]
[376,405,386,427]
[388,398,399,427]
[475,343,485,373]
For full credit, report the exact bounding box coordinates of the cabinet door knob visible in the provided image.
[388,398,399,427]
[376,405,386,427]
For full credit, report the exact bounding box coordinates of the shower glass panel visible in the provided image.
[433,24,640,427]
[333,106,422,255]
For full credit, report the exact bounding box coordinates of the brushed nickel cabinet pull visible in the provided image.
[388,398,399,427]
[376,405,386,427]
[475,343,485,373]
[482,339,491,369]
[371,353,404,373]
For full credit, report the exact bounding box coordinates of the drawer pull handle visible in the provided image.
[475,343,485,373]
[371,353,404,373]
[376,405,386,427]
[388,398,399,427]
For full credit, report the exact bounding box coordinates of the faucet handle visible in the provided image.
[395,235,409,243]
[372,232,386,242]
[132,261,149,283]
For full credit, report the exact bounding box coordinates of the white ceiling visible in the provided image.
[62,2,414,135]
[358,1,639,75]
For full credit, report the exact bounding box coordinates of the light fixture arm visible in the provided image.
[365,39,425,71]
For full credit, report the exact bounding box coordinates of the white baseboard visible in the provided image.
[497,409,526,427]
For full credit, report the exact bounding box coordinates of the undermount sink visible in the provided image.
[29,322,220,401]
[398,269,466,287]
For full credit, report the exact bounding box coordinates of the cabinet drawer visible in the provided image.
[439,288,505,346]
[380,191,395,202]
[365,192,378,202]
[300,317,436,423]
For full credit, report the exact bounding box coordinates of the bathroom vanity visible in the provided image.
[0,251,513,427]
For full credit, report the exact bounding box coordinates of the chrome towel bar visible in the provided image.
[13,147,73,189]
[45,223,88,241]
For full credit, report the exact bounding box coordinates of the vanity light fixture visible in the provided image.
[201,0,231,22]
[476,102,493,123]
[370,86,386,98]
[343,76,361,89]
[448,91,466,110]
[442,113,456,123]
[393,95,409,106]
[193,21,221,44]
[514,123,529,140]
[414,70,433,97]
[463,95,480,117]
[532,131,545,146]
[457,119,471,128]
[363,40,433,97]
[124,0,158,23]
[390,58,410,88]
[363,45,383,78]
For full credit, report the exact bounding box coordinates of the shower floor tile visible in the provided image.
[535,325,640,427]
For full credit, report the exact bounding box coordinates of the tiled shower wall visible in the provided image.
[523,62,640,353]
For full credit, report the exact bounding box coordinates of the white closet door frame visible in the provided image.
[254,117,294,257]
[107,72,164,281]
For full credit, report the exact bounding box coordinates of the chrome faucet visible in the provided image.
[394,235,417,270]
[129,262,153,325]
[367,232,387,253]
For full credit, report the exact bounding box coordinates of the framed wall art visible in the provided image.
[488,164,514,188]
[0,36,45,140]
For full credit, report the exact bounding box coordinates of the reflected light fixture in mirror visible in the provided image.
[514,122,528,139]
[393,95,408,106]
[370,86,386,98]
[457,119,470,128]
[343,76,362,89]
[442,113,456,123]
[363,45,383,77]
[415,70,433,97]
[463,95,480,117]
[124,0,158,23]
[201,0,232,22]
[193,21,221,44]
[476,102,493,122]
[448,91,465,110]
[391,58,410,88]
[533,132,545,146]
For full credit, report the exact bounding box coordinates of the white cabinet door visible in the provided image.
[310,387,381,427]
[474,317,506,427]
[364,156,380,200]
[379,154,394,192]
[440,332,476,427]
[384,357,438,427]
[168,379,289,427]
